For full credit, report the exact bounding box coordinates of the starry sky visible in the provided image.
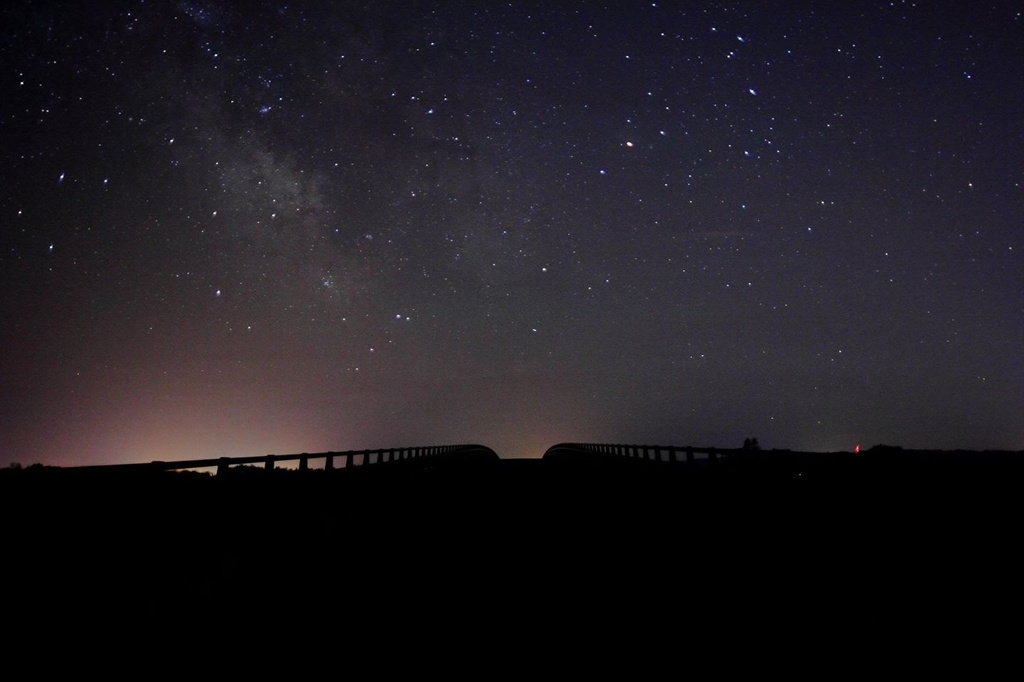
[2,1,1021,466]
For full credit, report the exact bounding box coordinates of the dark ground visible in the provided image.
[3,448,1021,671]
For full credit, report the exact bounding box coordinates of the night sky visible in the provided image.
[2,1,1021,466]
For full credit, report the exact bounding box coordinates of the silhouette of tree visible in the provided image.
[743,437,760,451]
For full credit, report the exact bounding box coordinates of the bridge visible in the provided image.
[543,442,732,462]
[62,443,500,476]
[29,439,1024,482]
[50,441,729,477]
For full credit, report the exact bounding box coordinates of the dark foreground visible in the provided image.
[3,448,1022,670]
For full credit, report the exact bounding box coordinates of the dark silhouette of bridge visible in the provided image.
[55,440,726,476]
[53,439,1023,478]
[65,443,500,476]
[544,441,727,462]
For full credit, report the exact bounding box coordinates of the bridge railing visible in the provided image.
[69,444,498,476]
[543,442,742,463]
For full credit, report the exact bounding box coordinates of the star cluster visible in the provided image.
[2,1,1021,465]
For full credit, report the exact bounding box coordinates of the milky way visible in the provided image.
[2,2,1021,465]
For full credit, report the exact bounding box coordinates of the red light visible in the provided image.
[854,444,861,454]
